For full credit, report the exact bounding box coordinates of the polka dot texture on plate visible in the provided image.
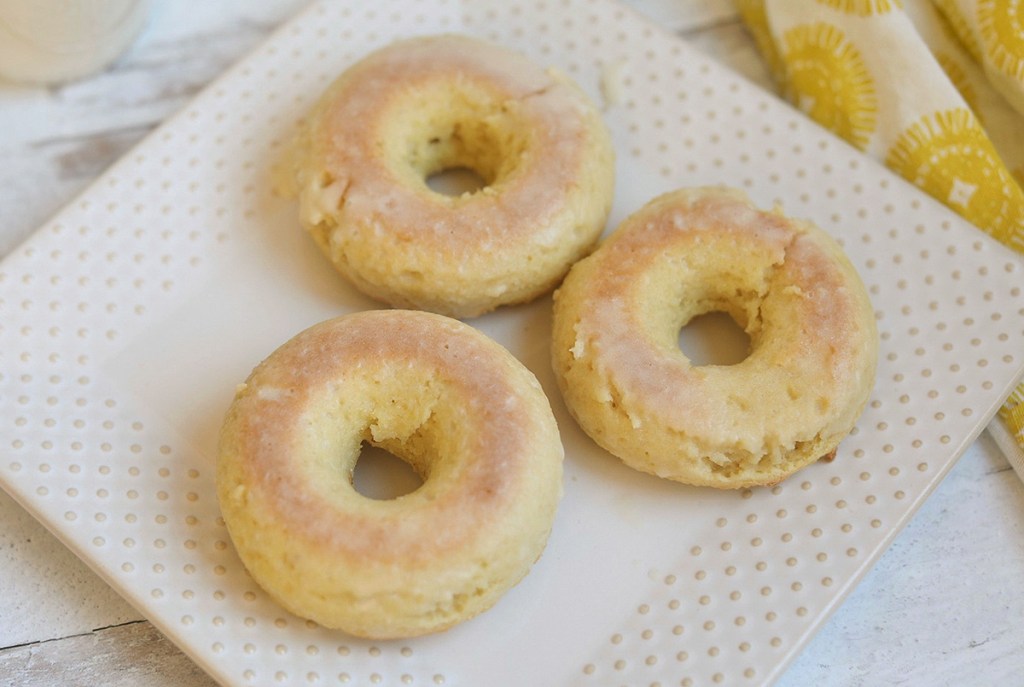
[1,1,1022,686]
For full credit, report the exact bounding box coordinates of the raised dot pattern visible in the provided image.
[1,1,1022,685]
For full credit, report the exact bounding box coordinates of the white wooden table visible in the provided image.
[1,1,1022,684]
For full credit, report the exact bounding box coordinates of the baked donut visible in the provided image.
[551,187,878,488]
[282,34,615,318]
[217,310,563,637]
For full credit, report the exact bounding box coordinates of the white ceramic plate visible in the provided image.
[2,1,1022,685]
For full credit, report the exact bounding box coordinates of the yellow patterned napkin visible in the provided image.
[735,0,1024,470]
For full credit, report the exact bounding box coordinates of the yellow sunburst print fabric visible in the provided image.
[934,0,1024,115]
[736,0,1024,452]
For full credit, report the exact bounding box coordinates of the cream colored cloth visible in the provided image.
[736,0,1024,471]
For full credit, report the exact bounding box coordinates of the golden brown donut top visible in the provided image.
[302,34,601,254]
[564,187,876,450]
[222,311,537,564]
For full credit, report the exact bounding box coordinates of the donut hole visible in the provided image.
[352,442,425,500]
[410,122,510,198]
[391,80,530,199]
[426,166,488,196]
[677,311,752,366]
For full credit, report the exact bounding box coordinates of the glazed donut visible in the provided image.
[551,187,878,489]
[283,34,615,318]
[217,310,563,638]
